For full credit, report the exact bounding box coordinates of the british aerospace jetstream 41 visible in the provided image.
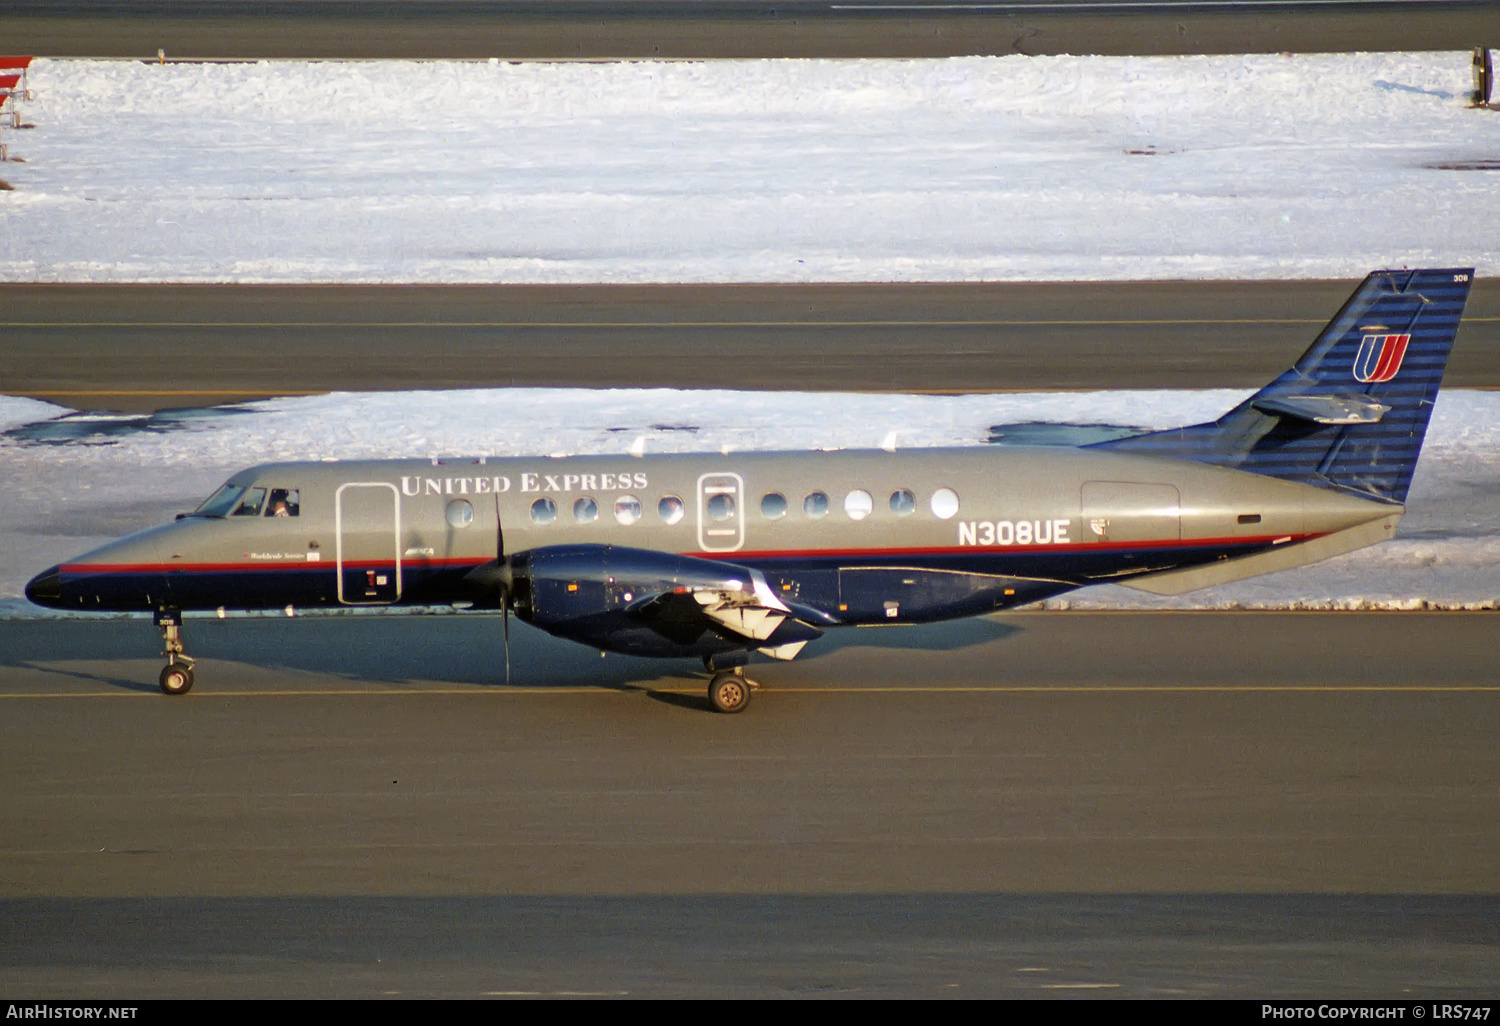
[26,269,1474,711]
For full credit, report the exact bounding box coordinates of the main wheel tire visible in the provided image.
[159,664,194,696]
[708,672,750,714]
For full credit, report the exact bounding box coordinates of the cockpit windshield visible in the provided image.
[191,483,247,518]
[187,483,302,519]
[232,487,267,517]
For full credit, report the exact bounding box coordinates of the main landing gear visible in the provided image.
[704,656,757,714]
[154,608,195,696]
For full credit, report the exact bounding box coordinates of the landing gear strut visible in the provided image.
[155,608,195,695]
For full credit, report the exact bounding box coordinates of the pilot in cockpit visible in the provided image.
[267,488,300,517]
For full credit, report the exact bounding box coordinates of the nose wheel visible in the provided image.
[159,663,194,695]
[154,608,196,695]
[708,670,754,714]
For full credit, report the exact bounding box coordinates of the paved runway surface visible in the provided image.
[6,280,1499,411]
[4,1,1496,58]
[2,611,1498,996]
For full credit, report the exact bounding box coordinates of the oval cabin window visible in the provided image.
[658,495,685,525]
[930,488,960,520]
[615,495,642,525]
[530,498,557,525]
[445,499,474,528]
[706,493,736,522]
[844,490,873,521]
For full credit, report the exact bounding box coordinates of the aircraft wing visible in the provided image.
[624,570,827,660]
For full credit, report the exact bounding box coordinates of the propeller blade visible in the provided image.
[496,492,505,561]
[497,491,511,685]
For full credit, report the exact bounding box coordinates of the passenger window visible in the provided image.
[706,493,735,522]
[574,497,599,523]
[658,495,685,525]
[761,493,788,520]
[614,495,642,525]
[930,487,960,520]
[890,489,916,516]
[844,490,873,521]
[232,487,267,517]
[445,499,474,528]
[266,488,300,517]
[530,498,557,525]
[804,492,829,519]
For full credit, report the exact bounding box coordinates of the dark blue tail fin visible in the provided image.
[1095,268,1473,505]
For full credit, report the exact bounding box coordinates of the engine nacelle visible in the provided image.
[510,544,776,658]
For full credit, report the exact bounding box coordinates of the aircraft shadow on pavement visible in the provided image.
[0,611,1023,691]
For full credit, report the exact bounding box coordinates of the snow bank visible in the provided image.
[0,53,1495,282]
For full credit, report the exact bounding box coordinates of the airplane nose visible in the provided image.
[25,565,62,606]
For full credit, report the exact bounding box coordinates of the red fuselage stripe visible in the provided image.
[59,533,1315,575]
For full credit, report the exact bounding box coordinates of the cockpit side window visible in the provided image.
[232,487,267,517]
[193,484,246,518]
[266,488,300,517]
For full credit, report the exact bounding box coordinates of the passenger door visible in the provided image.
[336,482,402,604]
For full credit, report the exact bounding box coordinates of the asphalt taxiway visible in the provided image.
[4,1,1496,59]
[1,610,1497,996]
[6,279,1499,411]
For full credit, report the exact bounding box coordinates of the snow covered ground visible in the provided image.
[3,387,1497,616]
[0,53,1496,282]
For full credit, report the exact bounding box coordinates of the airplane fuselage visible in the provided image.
[31,445,1395,640]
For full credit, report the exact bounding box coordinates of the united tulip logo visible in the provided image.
[1353,333,1410,383]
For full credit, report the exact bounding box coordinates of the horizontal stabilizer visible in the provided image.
[1120,512,1401,595]
[1250,394,1389,425]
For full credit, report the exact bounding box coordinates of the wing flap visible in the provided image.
[627,575,824,651]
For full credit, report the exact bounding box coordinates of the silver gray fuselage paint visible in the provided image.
[45,444,1396,623]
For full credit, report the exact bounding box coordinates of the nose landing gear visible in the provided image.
[155,608,196,695]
